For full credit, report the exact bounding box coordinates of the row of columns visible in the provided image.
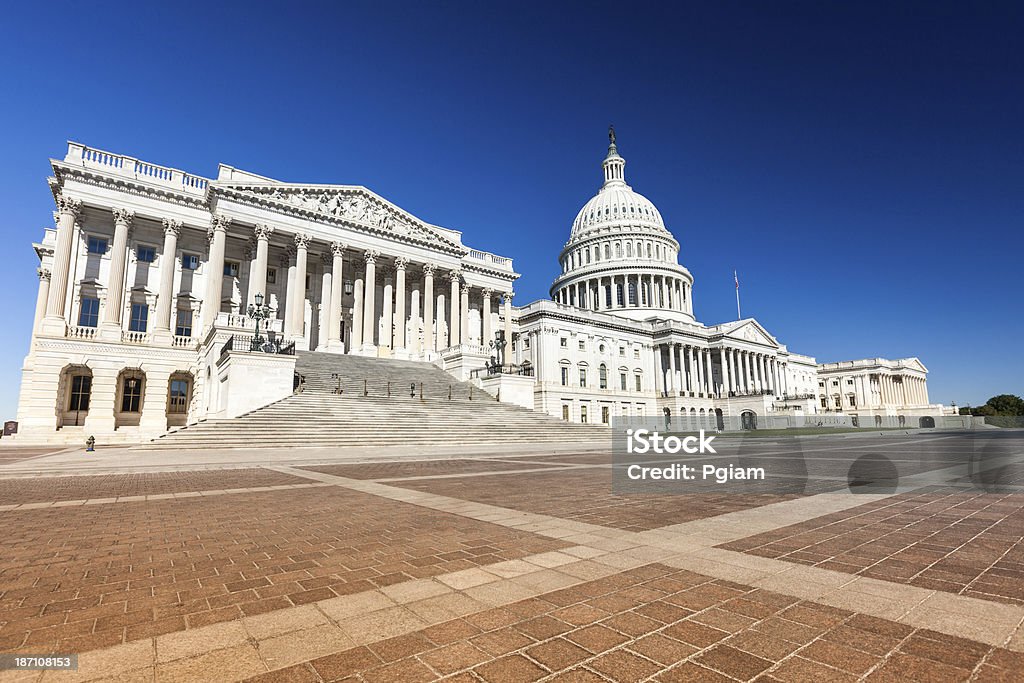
[654,344,787,399]
[877,374,928,407]
[556,273,691,313]
[276,242,514,355]
[37,199,517,356]
[824,373,928,410]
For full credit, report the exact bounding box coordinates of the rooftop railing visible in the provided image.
[65,142,209,195]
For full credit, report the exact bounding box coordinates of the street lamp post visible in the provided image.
[247,292,271,351]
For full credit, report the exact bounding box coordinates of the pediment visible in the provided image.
[723,319,779,347]
[212,182,465,255]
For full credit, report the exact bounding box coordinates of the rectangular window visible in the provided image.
[634,349,640,359]
[578,340,585,351]
[579,369,587,388]
[69,375,91,412]
[136,246,156,263]
[601,406,610,424]
[560,367,569,386]
[267,267,277,284]
[560,338,567,348]
[129,303,148,333]
[224,261,240,277]
[620,373,627,391]
[78,297,100,327]
[87,237,108,254]
[562,405,569,421]
[619,347,625,356]
[175,309,193,337]
[120,376,142,413]
[635,375,642,392]
[182,253,200,270]
[168,379,190,414]
[580,405,588,423]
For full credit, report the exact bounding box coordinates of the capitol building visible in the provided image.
[15,133,942,443]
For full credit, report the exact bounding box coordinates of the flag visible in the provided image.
[734,271,739,290]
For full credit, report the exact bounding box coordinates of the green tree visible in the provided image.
[984,394,1024,416]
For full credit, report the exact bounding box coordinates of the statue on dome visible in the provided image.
[609,125,616,145]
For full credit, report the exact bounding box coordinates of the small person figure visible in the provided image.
[85,436,96,452]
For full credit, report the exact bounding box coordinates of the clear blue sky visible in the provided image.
[0,1,1021,418]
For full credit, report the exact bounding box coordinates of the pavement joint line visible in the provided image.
[0,481,334,511]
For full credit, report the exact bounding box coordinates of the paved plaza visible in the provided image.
[0,432,1023,682]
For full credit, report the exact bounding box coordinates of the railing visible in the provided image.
[313,376,492,402]
[465,249,513,270]
[67,325,97,340]
[469,364,535,379]
[121,330,149,344]
[221,334,295,359]
[68,142,209,195]
[172,335,196,348]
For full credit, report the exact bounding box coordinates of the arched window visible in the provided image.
[625,243,632,257]
[599,364,608,389]
[615,243,622,258]
[604,244,610,259]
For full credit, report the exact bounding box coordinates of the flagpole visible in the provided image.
[734,270,741,319]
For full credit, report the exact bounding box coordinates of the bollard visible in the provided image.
[448,385,452,401]
[469,385,473,400]
[363,379,368,396]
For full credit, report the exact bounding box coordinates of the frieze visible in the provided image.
[213,184,465,255]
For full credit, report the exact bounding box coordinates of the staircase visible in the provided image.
[137,352,607,450]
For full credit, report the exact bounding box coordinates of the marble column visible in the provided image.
[686,345,695,394]
[503,292,513,360]
[380,267,394,350]
[249,224,273,306]
[350,268,364,350]
[326,242,345,352]
[448,270,461,347]
[655,345,664,395]
[393,257,407,354]
[154,219,181,337]
[291,234,310,339]
[33,268,51,335]
[409,282,421,355]
[667,344,677,394]
[201,214,230,331]
[423,264,435,354]
[481,288,493,348]
[703,349,712,396]
[318,253,332,350]
[101,208,134,333]
[721,348,731,396]
[43,195,82,330]
[460,282,470,344]
[361,250,378,351]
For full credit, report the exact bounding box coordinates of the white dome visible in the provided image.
[568,135,669,239]
[570,184,666,237]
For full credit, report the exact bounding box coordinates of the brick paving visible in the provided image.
[392,469,806,531]
[301,459,563,480]
[720,488,1024,606]
[0,486,567,654]
[0,437,1022,682]
[240,563,1024,683]
[0,468,310,505]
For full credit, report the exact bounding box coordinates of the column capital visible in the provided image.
[208,214,232,241]
[253,223,275,241]
[503,290,514,302]
[330,241,347,257]
[112,207,135,226]
[162,218,182,237]
[55,194,82,217]
[394,256,409,271]
[363,249,380,264]
[422,262,437,277]
[293,232,311,250]
[481,288,493,298]
[37,267,51,281]
[448,269,462,282]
